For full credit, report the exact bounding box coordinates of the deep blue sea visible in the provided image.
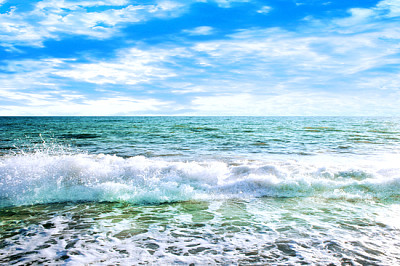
[1,116,400,264]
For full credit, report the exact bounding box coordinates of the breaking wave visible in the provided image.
[1,151,399,207]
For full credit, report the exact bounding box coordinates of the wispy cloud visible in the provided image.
[376,0,400,17]
[0,0,186,47]
[257,6,271,14]
[53,47,187,85]
[0,56,176,115]
[183,26,215,36]
[209,0,251,8]
[1,0,399,115]
[0,58,68,91]
[329,0,400,29]
[190,90,400,116]
[0,93,174,116]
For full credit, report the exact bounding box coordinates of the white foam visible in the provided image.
[1,152,400,207]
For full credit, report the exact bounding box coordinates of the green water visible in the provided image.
[1,116,400,264]
[1,198,399,264]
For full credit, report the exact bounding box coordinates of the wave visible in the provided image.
[1,152,399,207]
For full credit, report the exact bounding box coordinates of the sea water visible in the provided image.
[0,116,399,265]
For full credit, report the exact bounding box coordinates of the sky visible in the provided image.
[0,0,399,116]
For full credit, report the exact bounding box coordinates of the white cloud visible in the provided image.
[332,0,400,28]
[356,74,400,91]
[190,91,400,116]
[376,0,400,17]
[0,0,186,47]
[0,93,174,116]
[48,15,400,114]
[77,97,172,115]
[1,0,400,116]
[0,56,178,115]
[334,8,375,27]
[0,58,69,90]
[33,0,129,11]
[183,26,215,36]
[194,29,319,59]
[54,47,185,84]
[0,9,52,47]
[210,0,250,8]
[55,61,173,85]
[174,10,399,115]
[257,6,271,14]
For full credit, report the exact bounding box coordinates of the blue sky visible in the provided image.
[0,0,399,115]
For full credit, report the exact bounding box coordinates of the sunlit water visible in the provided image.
[1,116,400,264]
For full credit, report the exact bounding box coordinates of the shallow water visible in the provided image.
[1,116,400,264]
[1,199,399,265]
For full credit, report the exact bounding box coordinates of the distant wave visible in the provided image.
[1,151,399,207]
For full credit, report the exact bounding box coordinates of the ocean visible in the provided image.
[0,116,399,265]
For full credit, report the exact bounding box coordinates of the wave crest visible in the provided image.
[1,153,399,207]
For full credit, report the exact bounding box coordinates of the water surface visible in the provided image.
[1,116,399,264]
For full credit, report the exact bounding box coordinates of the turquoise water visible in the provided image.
[1,117,400,264]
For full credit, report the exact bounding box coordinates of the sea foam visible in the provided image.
[1,152,399,207]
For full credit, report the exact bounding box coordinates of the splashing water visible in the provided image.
[1,116,400,264]
[1,152,400,208]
